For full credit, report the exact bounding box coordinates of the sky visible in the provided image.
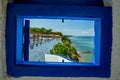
[29,19,95,36]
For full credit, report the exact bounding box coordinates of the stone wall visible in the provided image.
[0,0,120,80]
[0,0,7,80]
[110,0,120,80]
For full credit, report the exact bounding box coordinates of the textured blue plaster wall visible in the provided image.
[6,4,112,78]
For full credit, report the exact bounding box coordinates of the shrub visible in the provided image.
[50,42,68,57]
[50,42,79,62]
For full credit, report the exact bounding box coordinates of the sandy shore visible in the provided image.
[77,51,85,62]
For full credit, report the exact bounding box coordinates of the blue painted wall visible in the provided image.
[6,4,112,77]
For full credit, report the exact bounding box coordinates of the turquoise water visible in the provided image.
[69,36,94,62]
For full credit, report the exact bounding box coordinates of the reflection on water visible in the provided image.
[29,38,61,61]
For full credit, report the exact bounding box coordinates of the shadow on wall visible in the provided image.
[15,0,103,6]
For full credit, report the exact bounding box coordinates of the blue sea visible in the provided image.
[69,36,94,62]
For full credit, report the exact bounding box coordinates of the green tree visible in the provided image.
[50,42,79,62]
[50,42,68,57]
[61,35,71,44]
[68,46,79,62]
[30,27,38,39]
[47,29,52,34]
[54,31,63,36]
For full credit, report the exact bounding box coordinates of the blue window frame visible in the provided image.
[16,16,101,66]
[6,3,112,77]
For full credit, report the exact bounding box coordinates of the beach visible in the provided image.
[77,51,85,62]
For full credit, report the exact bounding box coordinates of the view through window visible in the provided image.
[27,18,95,63]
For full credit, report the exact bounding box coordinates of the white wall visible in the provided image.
[0,0,120,80]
